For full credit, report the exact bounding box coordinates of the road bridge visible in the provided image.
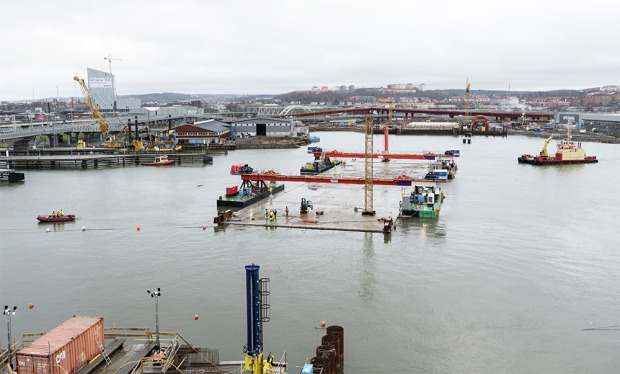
[275,107,555,122]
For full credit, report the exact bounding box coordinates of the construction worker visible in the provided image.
[264,209,268,220]
[285,206,289,216]
[51,210,56,218]
[60,210,64,217]
[269,209,274,222]
[399,201,402,210]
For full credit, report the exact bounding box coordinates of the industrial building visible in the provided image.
[556,112,620,136]
[173,119,230,143]
[229,117,304,138]
[86,68,141,114]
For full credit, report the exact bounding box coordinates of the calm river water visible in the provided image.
[1,132,619,373]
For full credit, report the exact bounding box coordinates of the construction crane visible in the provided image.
[73,75,115,146]
[73,75,142,150]
[103,54,122,111]
[363,115,375,216]
[103,53,122,75]
[465,81,470,123]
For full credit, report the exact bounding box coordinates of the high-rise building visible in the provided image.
[87,68,140,113]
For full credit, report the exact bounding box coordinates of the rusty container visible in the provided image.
[316,346,336,374]
[326,325,344,362]
[310,356,329,373]
[17,316,104,374]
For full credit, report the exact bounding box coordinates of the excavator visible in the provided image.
[73,75,144,151]
[540,135,554,157]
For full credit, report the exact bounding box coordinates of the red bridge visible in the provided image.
[276,107,554,121]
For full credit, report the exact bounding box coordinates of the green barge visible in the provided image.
[399,185,443,218]
[217,183,285,208]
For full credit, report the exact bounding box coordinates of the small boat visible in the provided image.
[37,214,75,222]
[399,185,443,218]
[518,126,598,165]
[142,155,175,166]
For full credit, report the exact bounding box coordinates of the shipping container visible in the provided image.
[17,316,104,374]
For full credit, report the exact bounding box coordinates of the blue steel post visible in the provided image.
[245,264,261,357]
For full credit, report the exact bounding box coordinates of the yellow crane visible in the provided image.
[74,75,143,151]
[74,75,114,144]
[540,135,554,157]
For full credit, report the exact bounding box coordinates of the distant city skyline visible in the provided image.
[2,0,619,102]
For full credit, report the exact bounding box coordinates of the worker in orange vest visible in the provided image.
[285,206,289,216]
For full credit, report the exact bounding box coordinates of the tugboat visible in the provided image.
[141,155,175,166]
[518,125,598,165]
[399,185,443,218]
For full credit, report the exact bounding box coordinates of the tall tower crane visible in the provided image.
[465,80,471,123]
[362,115,375,216]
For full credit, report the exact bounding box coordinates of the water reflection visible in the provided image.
[359,232,376,301]
[396,219,447,245]
[38,222,71,231]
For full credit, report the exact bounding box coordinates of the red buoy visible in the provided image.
[137,226,140,231]
[29,303,34,309]
[194,314,199,320]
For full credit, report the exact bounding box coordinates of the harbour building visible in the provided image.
[86,68,141,114]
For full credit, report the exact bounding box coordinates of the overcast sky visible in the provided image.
[2,0,619,101]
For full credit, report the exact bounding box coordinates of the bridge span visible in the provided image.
[275,107,554,122]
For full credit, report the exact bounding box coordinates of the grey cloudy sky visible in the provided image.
[2,0,619,101]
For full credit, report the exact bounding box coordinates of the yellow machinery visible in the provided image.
[540,135,554,157]
[73,75,143,151]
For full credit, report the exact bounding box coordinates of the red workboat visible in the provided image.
[37,214,75,222]
[142,155,175,166]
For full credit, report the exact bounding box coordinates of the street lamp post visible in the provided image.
[4,305,17,370]
[147,288,161,349]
